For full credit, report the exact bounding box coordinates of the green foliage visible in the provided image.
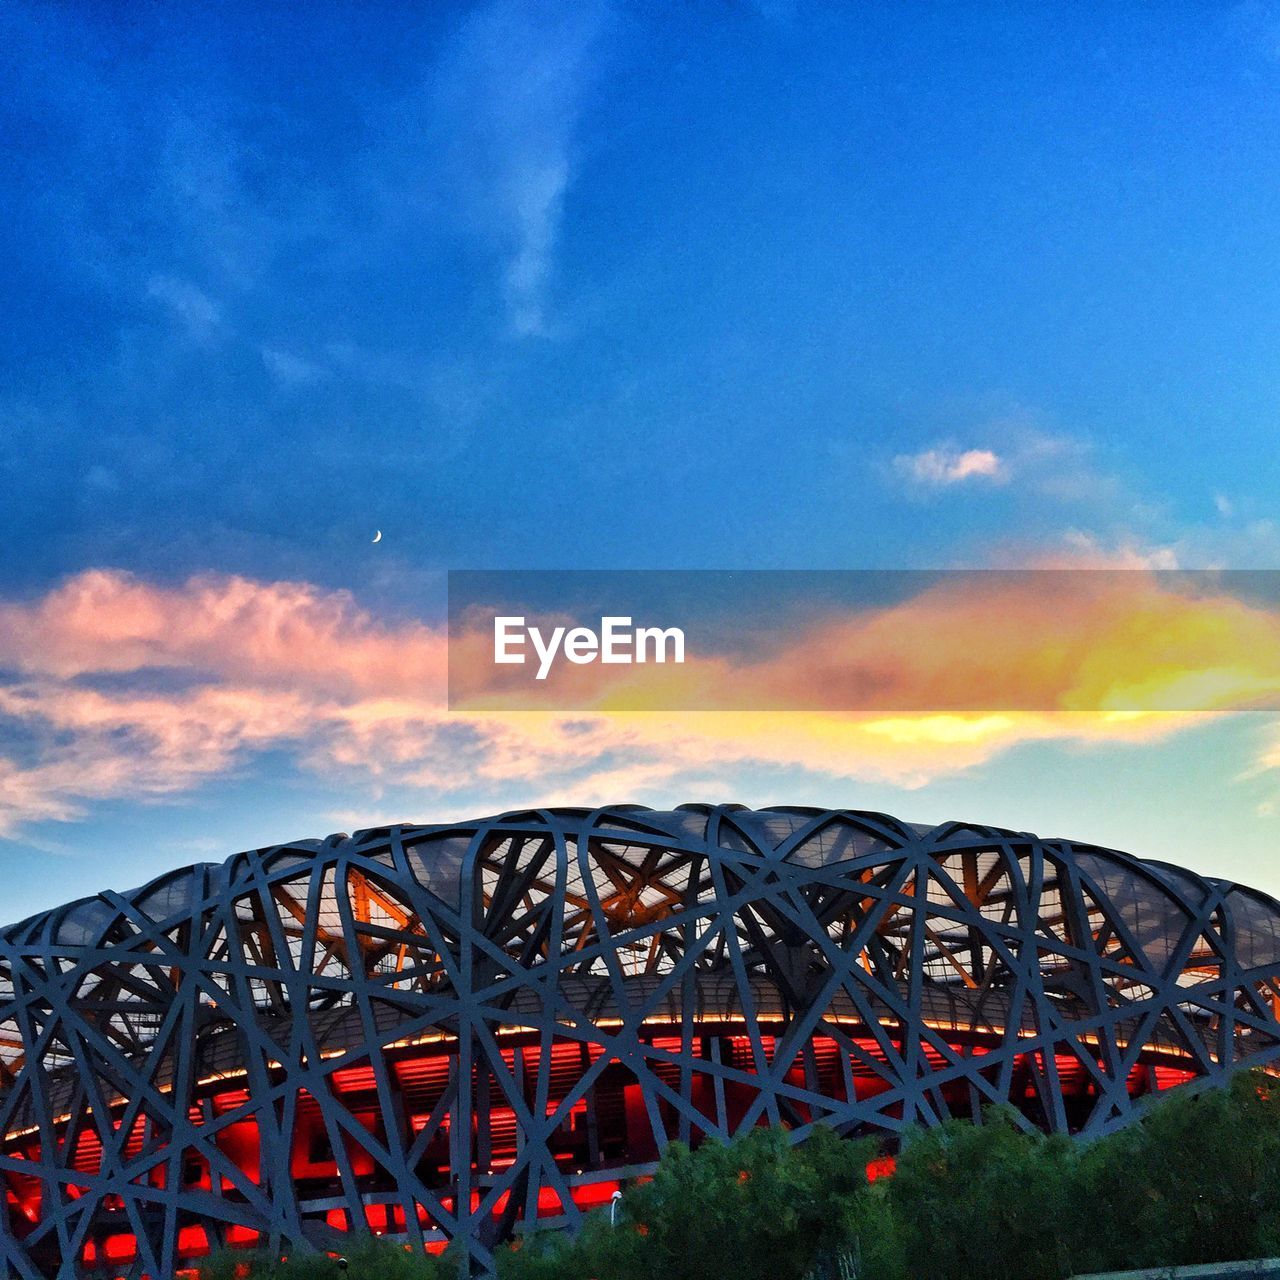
[884,1069,1280,1280]
[1075,1070,1280,1273]
[619,1126,879,1280]
[888,1106,1076,1280]
[496,1217,645,1280]
[197,1233,452,1280]
[498,1126,887,1280]
[201,1070,1280,1280]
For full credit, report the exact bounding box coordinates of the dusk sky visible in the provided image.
[4,1,1280,922]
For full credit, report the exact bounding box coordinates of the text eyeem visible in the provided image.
[493,616,686,680]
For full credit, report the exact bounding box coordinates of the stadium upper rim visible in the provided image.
[5,802,1278,944]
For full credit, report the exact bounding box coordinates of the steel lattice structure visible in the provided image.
[3,803,1280,1279]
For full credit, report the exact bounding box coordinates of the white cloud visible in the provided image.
[893,445,1008,488]
[1043,531,1180,569]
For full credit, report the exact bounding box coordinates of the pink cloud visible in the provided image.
[0,568,1270,837]
[0,569,446,693]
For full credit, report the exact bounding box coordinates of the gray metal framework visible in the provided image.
[1,804,1279,1278]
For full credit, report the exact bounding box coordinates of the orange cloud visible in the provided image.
[451,572,1280,715]
[0,568,1271,836]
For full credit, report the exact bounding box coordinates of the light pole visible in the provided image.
[610,1189,623,1227]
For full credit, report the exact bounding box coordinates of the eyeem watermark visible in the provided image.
[494,615,686,680]
[449,569,1280,711]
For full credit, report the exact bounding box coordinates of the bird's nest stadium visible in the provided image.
[2,804,1280,1279]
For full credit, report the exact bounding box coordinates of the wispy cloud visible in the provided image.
[433,0,612,337]
[261,347,328,387]
[893,445,1007,488]
[887,411,1144,513]
[146,275,222,341]
[992,432,1280,572]
[1017,532,1181,570]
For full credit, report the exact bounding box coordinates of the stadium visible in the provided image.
[2,803,1279,1280]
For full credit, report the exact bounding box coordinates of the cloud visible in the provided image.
[1002,427,1103,502]
[0,682,314,828]
[893,445,1007,488]
[451,571,1280,716]
[0,570,446,692]
[886,417,1212,574]
[146,275,222,340]
[0,570,445,832]
[889,417,1132,511]
[1019,476,1280,573]
[1023,531,1181,570]
[0,568,1275,838]
[433,0,611,337]
[261,347,327,386]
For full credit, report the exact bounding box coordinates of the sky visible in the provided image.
[3,1,1280,922]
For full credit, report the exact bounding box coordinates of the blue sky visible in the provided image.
[3,1,1280,921]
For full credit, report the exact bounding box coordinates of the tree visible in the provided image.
[496,1215,645,1280]
[498,1126,891,1280]
[197,1234,453,1280]
[614,1125,883,1280]
[887,1107,1077,1280]
[1076,1069,1280,1272]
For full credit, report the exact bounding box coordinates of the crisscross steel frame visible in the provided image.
[2,804,1279,1278]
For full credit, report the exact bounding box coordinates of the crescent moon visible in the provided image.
[372,530,382,544]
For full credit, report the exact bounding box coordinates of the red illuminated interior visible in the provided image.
[1,1027,1201,1279]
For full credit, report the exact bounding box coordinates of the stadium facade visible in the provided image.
[2,804,1279,1279]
